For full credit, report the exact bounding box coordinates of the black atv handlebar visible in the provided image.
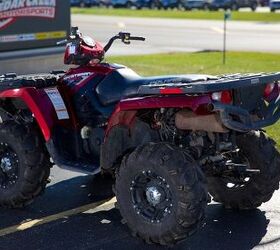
[57,27,146,52]
[104,32,146,52]
[57,27,82,45]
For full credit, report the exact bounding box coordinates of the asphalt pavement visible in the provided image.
[0,165,280,250]
[72,14,280,55]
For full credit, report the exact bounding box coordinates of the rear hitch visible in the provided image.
[225,161,260,176]
[201,155,260,178]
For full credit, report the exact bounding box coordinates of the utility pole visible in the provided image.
[223,10,231,65]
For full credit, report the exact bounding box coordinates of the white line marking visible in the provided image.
[117,22,126,29]
[210,26,227,34]
[0,197,116,237]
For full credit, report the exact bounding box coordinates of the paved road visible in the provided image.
[72,14,280,55]
[240,7,270,12]
[0,165,280,250]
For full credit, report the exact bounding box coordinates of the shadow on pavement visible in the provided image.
[0,174,115,228]
[0,174,269,250]
[178,205,269,250]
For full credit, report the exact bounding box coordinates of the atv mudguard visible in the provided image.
[105,95,212,137]
[101,94,212,172]
[0,73,72,141]
[0,87,58,141]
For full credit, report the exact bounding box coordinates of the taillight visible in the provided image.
[264,83,275,98]
[211,90,232,104]
[264,82,279,101]
[160,88,183,94]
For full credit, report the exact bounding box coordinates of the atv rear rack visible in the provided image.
[138,72,280,132]
[138,72,280,94]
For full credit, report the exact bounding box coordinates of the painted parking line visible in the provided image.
[0,197,116,237]
[210,26,228,34]
[117,22,126,29]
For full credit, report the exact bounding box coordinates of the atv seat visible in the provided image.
[96,68,215,106]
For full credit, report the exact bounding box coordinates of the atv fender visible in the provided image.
[105,95,212,137]
[101,95,211,172]
[0,88,58,141]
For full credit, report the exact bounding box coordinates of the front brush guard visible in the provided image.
[213,96,280,132]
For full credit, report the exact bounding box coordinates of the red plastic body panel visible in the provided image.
[116,95,211,111]
[0,64,114,142]
[62,64,114,95]
[65,65,114,78]
[64,40,104,65]
[0,88,58,141]
[106,95,212,137]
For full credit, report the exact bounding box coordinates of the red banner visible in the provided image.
[0,7,55,19]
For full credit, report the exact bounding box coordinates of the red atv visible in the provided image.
[0,27,280,245]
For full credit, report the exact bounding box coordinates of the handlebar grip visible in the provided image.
[57,39,68,45]
[130,36,146,41]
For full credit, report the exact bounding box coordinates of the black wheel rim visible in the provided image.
[130,170,173,223]
[0,143,19,189]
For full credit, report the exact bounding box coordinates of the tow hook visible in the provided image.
[225,161,260,176]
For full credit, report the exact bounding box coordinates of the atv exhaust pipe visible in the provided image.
[175,109,229,133]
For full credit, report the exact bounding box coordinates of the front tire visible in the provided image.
[231,3,239,10]
[80,1,86,7]
[115,143,207,245]
[251,2,257,11]
[0,121,51,208]
[126,1,132,8]
[208,131,280,210]
[203,3,210,10]
[149,2,157,9]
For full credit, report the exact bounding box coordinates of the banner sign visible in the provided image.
[0,0,70,52]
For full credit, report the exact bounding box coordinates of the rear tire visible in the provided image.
[208,131,280,210]
[0,121,51,208]
[203,3,209,10]
[177,2,184,10]
[149,2,157,9]
[126,1,132,8]
[231,3,239,10]
[115,143,208,245]
[251,2,257,11]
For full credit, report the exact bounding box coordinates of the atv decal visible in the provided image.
[45,87,69,120]
[63,72,94,89]
[63,72,93,81]
[251,78,260,85]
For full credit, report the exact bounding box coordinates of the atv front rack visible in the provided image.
[0,72,64,91]
[138,72,280,94]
